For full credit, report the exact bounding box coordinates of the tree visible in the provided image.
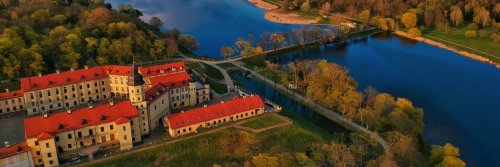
[449,6,464,27]
[220,45,234,59]
[165,38,178,58]
[149,16,164,29]
[359,10,371,21]
[319,2,331,16]
[430,143,466,167]
[401,12,417,29]
[251,154,279,167]
[300,1,310,12]
[178,35,199,53]
[325,142,356,167]
[270,33,285,51]
[149,39,166,60]
[2,55,20,78]
[169,28,181,41]
[473,7,490,28]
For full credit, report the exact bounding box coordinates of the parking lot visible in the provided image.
[0,112,26,147]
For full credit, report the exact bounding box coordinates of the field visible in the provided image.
[86,110,334,167]
[240,115,285,129]
[421,24,500,64]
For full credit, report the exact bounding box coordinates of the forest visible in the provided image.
[0,0,199,79]
[274,0,499,41]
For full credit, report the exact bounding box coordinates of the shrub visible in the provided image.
[467,23,479,31]
[491,32,500,43]
[464,30,477,38]
[408,28,421,37]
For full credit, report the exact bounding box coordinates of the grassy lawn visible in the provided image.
[421,24,500,63]
[240,115,285,129]
[86,110,333,167]
[202,63,225,81]
[263,0,281,7]
[207,79,227,94]
[217,63,237,70]
[185,62,202,69]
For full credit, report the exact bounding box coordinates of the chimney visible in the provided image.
[5,89,9,93]
[43,112,48,118]
[181,110,184,113]
[84,65,89,69]
[109,99,114,106]
[204,104,207,107]
[66,107,72,114]
[221,101,224,104]
[4,141,10,147]
[156,92,160,95]
[88,102,94,109]
[56,69,60,74]
[70,68,74,71]
[38,72,42,77]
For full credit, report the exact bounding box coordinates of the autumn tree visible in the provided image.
[149,39,166,61]
[250,154,279,167]
[220,45,234,59]
[270,33,285,51]
[401,12,417,29]
[429,143,466,167]
[449,6,464,27]
[359,10,371,21]
[178,35,199,53]
[473,7,491,28]
[165,38,178,58]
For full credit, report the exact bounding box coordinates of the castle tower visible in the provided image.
[127,62,145,103]
[127,62,149,138]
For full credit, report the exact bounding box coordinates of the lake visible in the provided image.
[108,0,500,166]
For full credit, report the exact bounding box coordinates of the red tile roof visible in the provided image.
[20,66,108,92]
[139,61,186,77]
[0,90,23,100]
[104,65,132,76]
[145,83,168,103]
[0,142,31,159]
[148,72,190,89]
[19,62,187,92]
[36,132,54,141]
[166,95,265,129]
[24,101,138,139]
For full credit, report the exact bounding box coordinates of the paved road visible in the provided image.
[177,54,235,92]
[230,61,391,155]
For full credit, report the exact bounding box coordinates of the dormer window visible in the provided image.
[81,119,87,125]
[58,124,64,130]
[101,115,106,121]
[48,81,54,85]
[94,73,99,77]
[66,78,71,83]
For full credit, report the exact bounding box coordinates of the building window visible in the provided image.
[47,153,52,157]
[124,135,127,140]
[35,141,39,146]
[36,151,40,156]
[68,144,72,149]
[123,126,126,131]
[49,160,53,165]
[67,133,72,139]
[45,143,49,148]
[101,127,105,132]
[55,136,59,142]
[110,125,114,130]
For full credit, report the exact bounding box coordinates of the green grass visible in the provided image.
[263,0,281,7]
[207,79,227,94]
[202,63,225,81]
[185,62,202,69]
[421,24,500,64]
[85,110,333,167]
[240,115,285,129]
[217,63,237,70]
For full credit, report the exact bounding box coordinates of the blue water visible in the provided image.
[108,0,500,166]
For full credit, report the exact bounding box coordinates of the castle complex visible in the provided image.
[0,61,266,167]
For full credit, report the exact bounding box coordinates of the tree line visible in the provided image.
[264,59,465,167]
[220,26,338,59]
[273,0,500,40]
[0,0,199,79]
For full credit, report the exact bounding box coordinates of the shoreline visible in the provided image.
[393,30,500,69]
[248,0,317,25]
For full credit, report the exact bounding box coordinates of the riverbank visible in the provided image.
[248,0,317,25]
[394,30,500,68]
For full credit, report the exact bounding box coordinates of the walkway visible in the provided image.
[177,54,235,92]
[230,61,391,156]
